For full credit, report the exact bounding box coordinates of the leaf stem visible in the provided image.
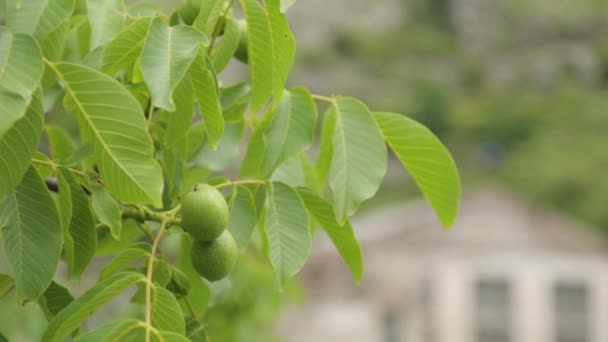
[214,179,267,189]
[31,158,87,177]
[312,94,335,104]
[184,296,203,322]
[144,218,169,342]
[207,0,236,55]
[121,205,182,225]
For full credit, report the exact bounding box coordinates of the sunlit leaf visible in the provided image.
[327,97,387,223]
[211,16,240,73]
[280,0,296,12]
[374,112,461,227]
[262,87,316,176]
[240,0,295,112]
[87,0,127,49]
[5,0,75,39]
[264,182,310,284]
[297,188,363,283]
[151,286,185,334]
[228,185,257,251]
[0,27,44,130]
[101,16,153,76]
[192,0,224,37]
[189,53,224,149]
[163,77,195,147]
[49,61,164,206]
[140,18,209,111]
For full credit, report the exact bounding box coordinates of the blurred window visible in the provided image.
[553,282,589,342]
[382,308,399,342]
[475,278,511,342]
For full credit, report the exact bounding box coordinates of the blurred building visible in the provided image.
[280,186,608,342]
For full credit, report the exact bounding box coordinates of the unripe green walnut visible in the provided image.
[180,184,229,241]
[234,19,248,64]
[190,230,238,281]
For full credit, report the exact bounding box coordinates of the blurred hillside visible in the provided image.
[283,0,608,232]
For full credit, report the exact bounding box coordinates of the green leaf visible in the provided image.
[192,0,224,37]
[152,259,172,287]
[0,88,44,201]
[163,77,195,147]
[55,166,74,258]
[0,165,62,302]
[271,155,305,187]
[101,16,153,76]
[264,182,310,284]
[45,125,76,163]
[76,320,189,341]
[328,97,387,223]
[211,16,240,73]
[189,53,224,149]
[220,82,251,122]
[58,167,97,278]
[186,317,207,341]
[177,234,210,318]
[87,0,127,49]
[42,272,146,342]
[228,185,257,251]
[158,331,190,342]
[140,18,209,111]
[90,183,122,240]
[315,112,335,189]
[280,0,296,12]
[81,45,104,69]
[49,62,164,206]
[184,120,206,161]
[296,188,363,283]
[374,112,461,227]
[100,243,150,279]
[240,116,272,178]
[38,281,75,320]
[0,274,15,301]
[5,0,75,39]
[193,121,244,172]
[151,286,185,334]
[75,319,143,342]
[0,333,7,342]
[262,87,317,176]
[166,266,191,299]
[240,0,295,112]
[96,219,144,256]
[0,27,44,129]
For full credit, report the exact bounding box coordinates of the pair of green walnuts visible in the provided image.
[180,184,238,281]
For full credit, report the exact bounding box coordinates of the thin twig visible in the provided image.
[311,94,335,104]
[207,0,236,55]
[32,158,87,177]
[144,218,169,342]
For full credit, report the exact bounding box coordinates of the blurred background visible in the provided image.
[3,0,608,341]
